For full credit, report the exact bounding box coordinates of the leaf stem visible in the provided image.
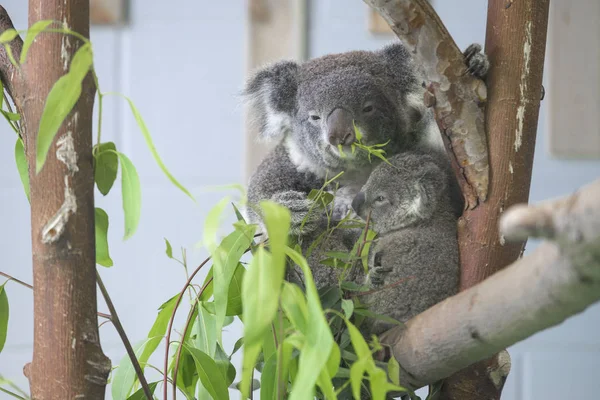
[171,276,214,400]
[96,270,153,400]
[91,70,103,150]
[162,256,212,400]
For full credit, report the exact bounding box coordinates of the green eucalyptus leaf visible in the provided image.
[116,152,141,240]
[259,352,277,400]
[14,138,29,202]
[341,299,354,319]
[94,142,118,196]
[0,283,9,353]
[281,282,308,333]
[184,346,230,400]
[94,207,113,267]
[215,343,236,386]
[122,95,194,201]
[195,301,217,357]
[285,247,335,400]
[111,337,161,399]
[20,20,54,64]
[125,381,159,400]
[1,110,20,121]
[164,238,173,259]
[36,43,93,173]
[175,348,199,400]
[230,338,244,358]
[0,29,18,44]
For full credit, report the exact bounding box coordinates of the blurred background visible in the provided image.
[0,0,599,399]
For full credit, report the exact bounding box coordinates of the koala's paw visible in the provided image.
[330,194,355,221]
[271,191,321,235]
[367,265,392,287]
[463,43,489,79]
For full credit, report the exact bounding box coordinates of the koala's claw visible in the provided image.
[271,191,321,235]
[368,265,393,287]
[463,43,489,79]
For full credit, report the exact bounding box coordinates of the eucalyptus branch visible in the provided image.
[0,6,22,105]
[96,271,153,400]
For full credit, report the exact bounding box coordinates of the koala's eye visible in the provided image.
[309,114,321,121]
[375,195,385,203]
[362,104,374,114]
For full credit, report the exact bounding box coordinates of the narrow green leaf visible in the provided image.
[225,264,245,316]
[241,247,274,344]
[341,299,354,319]
[164,238,173,259]
[175,348,199,400]
[111,337,161,399]
[20,20,54,64]
[387,355,400,386]
[0,29,18,44]
[184,346,230,400]
[14,138,29,202]
[116,152,141,240]
[230,338,244,358]
[94,142,118,196]
[122,95,194,201]
[94,207,113,267]
[212,224,255,340]
[125,381,159,400]
[260,352,277,400]
[2,44,16,66]
[36,43,93,173]
[214,343,236,386]
[281,282,308,334]
[285,247,335,400]
[0,283,9,353]
[1,111,20,121]
[194,301,217,357]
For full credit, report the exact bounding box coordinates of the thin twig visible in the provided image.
[0,271,32,289]
[171,276,213,400]
[96,271,153,400]
[356,210,372,258]
[0,270,111,320]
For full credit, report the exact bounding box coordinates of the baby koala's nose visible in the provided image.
[352,192,366,214]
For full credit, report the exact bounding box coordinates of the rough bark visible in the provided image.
[0,2,111,399]
[377,177,600,392]
[439,1,550,398]
[363,0,490,209]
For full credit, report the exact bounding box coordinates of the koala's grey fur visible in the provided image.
[243,40,486,294]
[352,151,459,337]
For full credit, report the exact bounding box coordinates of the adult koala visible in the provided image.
[243,40,487,237]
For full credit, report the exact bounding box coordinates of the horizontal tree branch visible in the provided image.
[378,177,600,391]
[363,0,489,209]
[0,6,23,106]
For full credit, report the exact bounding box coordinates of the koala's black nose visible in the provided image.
[352,192,366,214]
[327,108,355,146]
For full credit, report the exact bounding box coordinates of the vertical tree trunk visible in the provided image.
[21,1,111,398]
[440,0,550,398]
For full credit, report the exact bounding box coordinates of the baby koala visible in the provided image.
[351,150,460,336]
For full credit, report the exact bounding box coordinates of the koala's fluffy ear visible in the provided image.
[412,160,446,219]
[244,61,299,141]
[380,42,427,127]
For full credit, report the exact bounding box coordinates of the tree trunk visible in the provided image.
[440,0,550,398]
[17,1,111,398]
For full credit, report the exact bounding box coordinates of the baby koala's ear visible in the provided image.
[410,160,446,220]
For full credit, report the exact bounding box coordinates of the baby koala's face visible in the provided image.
[350,153,445,235]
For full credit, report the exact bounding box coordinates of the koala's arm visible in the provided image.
[246,143,325,234]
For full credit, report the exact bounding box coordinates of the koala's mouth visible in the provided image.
[326,143,357,159]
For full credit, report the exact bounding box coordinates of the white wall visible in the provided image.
[1,1,599,399]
